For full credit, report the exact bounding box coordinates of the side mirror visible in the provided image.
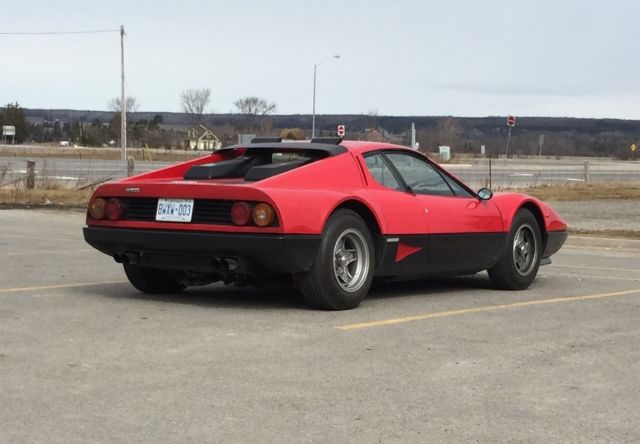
[477,188,493,201]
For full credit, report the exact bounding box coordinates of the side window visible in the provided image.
[364,154,402,191]
[442,174,473,197]
[385,153,453,196]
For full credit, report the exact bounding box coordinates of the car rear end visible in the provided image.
[83,141,347,282]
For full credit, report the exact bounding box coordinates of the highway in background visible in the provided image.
[1,154,639,189]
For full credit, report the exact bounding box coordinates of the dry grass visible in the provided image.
[0,188,91,209]
[505,183,640,201]
[569,229,640,239]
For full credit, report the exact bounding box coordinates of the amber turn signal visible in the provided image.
[88,197,106,220]
[252,203,275,227]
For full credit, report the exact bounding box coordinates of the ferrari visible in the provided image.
[83,138,567,310]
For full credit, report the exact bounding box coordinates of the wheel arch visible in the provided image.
[330,199,383,268]
[520,201,547,253]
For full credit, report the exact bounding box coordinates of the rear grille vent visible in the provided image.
[122,198,234,225]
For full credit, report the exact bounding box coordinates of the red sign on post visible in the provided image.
[337,125,346,137]
[507,115,516,127]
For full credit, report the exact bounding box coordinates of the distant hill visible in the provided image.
[21,108,640,159]
[24,108,640,135]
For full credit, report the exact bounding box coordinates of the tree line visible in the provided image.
[3,99,638,160]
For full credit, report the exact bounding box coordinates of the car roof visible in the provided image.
[339,140,407,155]
[221,140,409,157]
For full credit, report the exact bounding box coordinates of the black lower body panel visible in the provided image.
[543,230,568,258]
[83,227,321,276]
[375,232,506,278]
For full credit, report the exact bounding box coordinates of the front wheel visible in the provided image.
[299,209,375,310]
[488,209,542,290]
[123,264,186,294]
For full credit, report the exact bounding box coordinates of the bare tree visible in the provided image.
[436,116,463,148]
[181,88,211,126]
[108,96,139,113]
[234,96,276,133]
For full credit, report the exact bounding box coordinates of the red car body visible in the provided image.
[84,139,567,309]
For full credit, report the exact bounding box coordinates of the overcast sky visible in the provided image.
[2,0,639,118]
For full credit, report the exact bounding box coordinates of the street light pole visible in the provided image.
[312,63,318,138]
[120,25,127,162]
[311,55,340,139]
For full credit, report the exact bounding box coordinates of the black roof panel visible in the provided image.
[220,142,347,156]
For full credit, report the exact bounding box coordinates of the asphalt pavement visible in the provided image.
[1,209,640,443]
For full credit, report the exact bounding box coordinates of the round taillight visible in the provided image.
[230,202,251,226]
[252,203,275,227]
[105,198,124,221]
[88,197,106,220]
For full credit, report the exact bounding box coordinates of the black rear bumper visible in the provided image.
[83,226,321,276]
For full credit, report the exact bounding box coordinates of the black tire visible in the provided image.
[488,208,542,290]
[299,209,375,310]
[123,264,186,294]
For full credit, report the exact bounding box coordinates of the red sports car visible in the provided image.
[84,138,567,310]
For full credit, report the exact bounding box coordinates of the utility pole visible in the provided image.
[311,63,317,138]
[120,25,127,162]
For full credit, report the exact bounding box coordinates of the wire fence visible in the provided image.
[1,157,639,191]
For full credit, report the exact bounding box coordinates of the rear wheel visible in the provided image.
[123,264,186,294]
[488,209,542,290]
[299,210,374,310]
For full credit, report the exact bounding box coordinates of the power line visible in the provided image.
[0,29,120,35]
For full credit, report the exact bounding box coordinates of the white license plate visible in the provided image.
[155,199,194,222]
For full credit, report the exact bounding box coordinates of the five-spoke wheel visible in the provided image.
[488,209,542,290]
[300,209,374,310]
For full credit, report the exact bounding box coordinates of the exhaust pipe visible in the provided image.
[113,252,140,264]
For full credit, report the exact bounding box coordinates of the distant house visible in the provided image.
[185,124,222,150]
[361,128,389,142]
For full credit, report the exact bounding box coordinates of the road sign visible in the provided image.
[631,143,637,152]
[337,125,345,137]
[507,116,516,127]
[2,125,15,136]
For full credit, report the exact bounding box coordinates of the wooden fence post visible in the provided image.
[26,160,35,189]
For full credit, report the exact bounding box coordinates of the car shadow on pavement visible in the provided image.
[367,274,493,301]
[95,273,493,310]
[99,282,309,311]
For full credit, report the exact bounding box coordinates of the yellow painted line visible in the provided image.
[0,280,126,294]
[550,264,640,273]
[336,288,640,331]
[542,272,640,282]
[564,245,638,252]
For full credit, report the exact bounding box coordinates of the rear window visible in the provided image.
[184,148,327,181]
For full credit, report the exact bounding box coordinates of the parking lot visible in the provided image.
[1,209,640,443]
